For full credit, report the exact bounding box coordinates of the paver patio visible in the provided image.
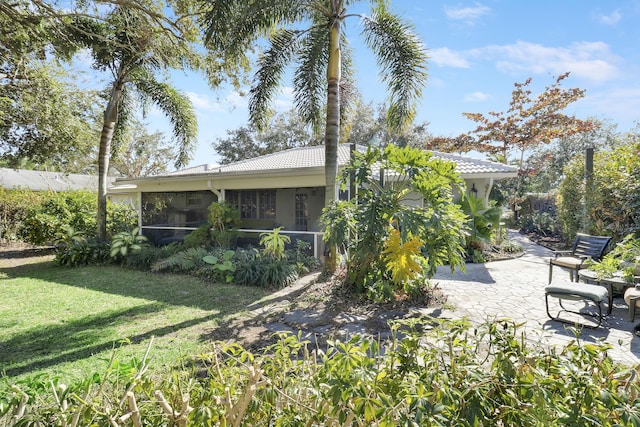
[434,231,640,366]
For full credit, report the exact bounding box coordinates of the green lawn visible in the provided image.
[0,255,271,382]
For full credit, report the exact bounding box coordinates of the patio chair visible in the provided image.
[548,233,611,284]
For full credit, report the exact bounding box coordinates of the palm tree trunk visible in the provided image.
[324,18,341,206]
[97,79,125,240]
[323,17,342,272]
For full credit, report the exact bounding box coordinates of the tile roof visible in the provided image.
[162,144,517,178]
[0,168,110,191]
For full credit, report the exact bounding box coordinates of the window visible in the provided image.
[259,191,276,219]
[295,193,308,230]
[228,190,276,219]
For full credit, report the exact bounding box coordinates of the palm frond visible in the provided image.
[249,29,300,130]
[293,23,329,134]
[361,4,428,132]
[111,85,135,158]
[202,0,310,55]
[133,77,197,168]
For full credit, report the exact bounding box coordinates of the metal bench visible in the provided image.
[548,233,611,284]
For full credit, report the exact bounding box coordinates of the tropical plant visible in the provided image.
[458,194,501,261]
[110,227,148,259]
[202,0,428,207]
[202,249,237,283]
[208,202,241,247]
[260,227,291,260]
[55,239,111,267]
[321,145,467,299]
[150,247,209,273]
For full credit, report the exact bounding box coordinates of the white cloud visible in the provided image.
[583,86,640,124]
[186,90,248,114]
[598,9,622,25]
[444,3,490,22]
[464,91,490,102]
[430,47,470,68]
[477,41,620,83]
[273,86,295,111]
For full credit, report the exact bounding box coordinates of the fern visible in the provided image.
[151,247,209,273]
[382,229,424,285]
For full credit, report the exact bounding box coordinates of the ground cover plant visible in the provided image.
[0,255,271,382]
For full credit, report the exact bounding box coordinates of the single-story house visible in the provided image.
[0,168,111,192]
[108,145,517,254]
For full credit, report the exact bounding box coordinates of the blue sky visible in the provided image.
[146,0,640,168]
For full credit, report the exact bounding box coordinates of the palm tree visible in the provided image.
[202,0,428,205]
[74,6,199,240]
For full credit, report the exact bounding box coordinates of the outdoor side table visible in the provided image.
[624,286,640,321]
[579,269,640,321]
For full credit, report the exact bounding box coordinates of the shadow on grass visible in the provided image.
[0,302,221,377]
[0,258,271,312]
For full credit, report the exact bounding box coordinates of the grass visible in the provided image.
[0,255,272,382]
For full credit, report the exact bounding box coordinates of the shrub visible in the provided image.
[557,141,640,242]
[55,240,112,267]
[183,224,211,248]
[520,211,560,236]
[208,201,240,247]
[0,188,47,242]
[321,145,467,301]
[3,319,639,426]
[18,191,97,245]
[458,194,501,260]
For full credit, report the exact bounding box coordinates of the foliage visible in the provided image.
[382,229,424,285]
[557,139,640,242]
[321,145,467,300]
[54,239,111,267]
[0,188,47,242]
[110,227,148,260]
[213,107,323,164]
[106,201,138,236]
[518,118,620,193]
[458,194,501,259]
[0,189,136,244]
[213,102,432,164]
[18,191,97,245]
[0,60,100,172]
[260,227,291,260]
[520,211,560,236]
[202,249,237,283]
[286,239,320,274]
[109,119,179,177]
[125,243,184,270]
[2,319,640,426]
[586,234,640,282]
[208,202,241,247]
[203,0,428,205]
[184,224,212,248]
[428,73,594,164]
[150,247,209,274]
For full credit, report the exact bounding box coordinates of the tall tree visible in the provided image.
[70,5,199,239]
[110,119,177,178]
[202,0,428,205]
[213,108,323,164]
[0,60,100,172]
[4,1,246,239]
[426,73,596,167]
